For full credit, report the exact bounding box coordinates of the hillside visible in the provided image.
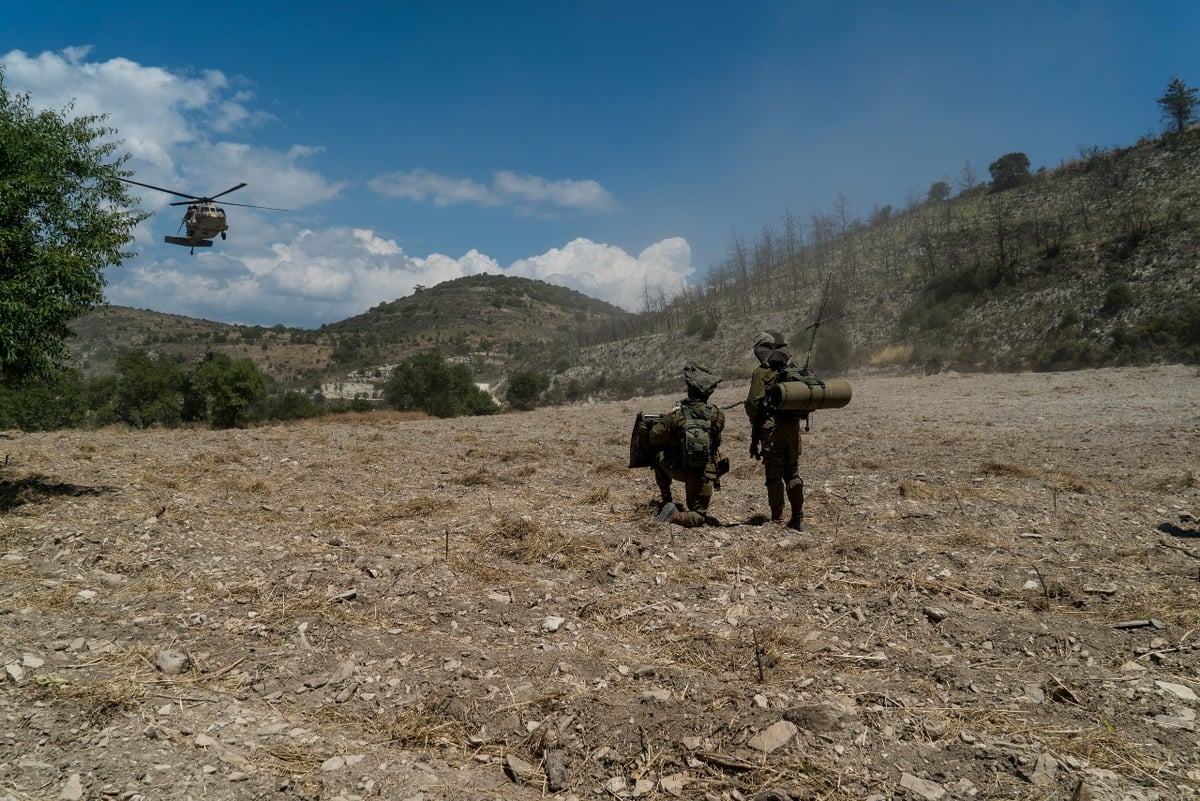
[66,130,1200,405]
[68,274,631,394]
[549,129,1200,400]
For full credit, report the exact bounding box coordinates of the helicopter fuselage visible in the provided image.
[178,203,229,244]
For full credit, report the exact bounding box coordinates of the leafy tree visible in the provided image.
[0,69,148,382]
[112,350,185,428]
[384,352,498,418]
[0,369,87,431]
[505,369,550,411]
[927,181,951,203]
[187,353,268,428]
[988,152,1031,192]
[1157,76,1198,134]
[267,390,322,421]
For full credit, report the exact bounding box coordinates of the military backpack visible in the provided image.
[678,403,714,469]
[762,364,821,419]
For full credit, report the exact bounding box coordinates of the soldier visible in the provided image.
[745,332,806,530]
[651,363,725,527]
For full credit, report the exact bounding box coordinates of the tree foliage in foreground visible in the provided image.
[384,352,498,418]
[0,69,148,383]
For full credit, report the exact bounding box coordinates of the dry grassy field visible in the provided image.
[2,366,1199,801]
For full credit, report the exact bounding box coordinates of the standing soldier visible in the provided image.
[651,363,725,527]
[745,332,806,530]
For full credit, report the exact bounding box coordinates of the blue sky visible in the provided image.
[3,2,1196,328]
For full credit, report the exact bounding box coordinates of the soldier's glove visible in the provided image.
[749,442,761,461]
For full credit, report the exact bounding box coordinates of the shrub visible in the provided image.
[112,351,185,428]
[1101,282,1135,315]
[384,352,498,418]
[0,371,88,431]
[506,370,550,411]
[684,312,720,340]
[187,353,269,429]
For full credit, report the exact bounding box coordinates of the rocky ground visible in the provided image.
[2,365,1199,801]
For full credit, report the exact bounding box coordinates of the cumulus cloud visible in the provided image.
[509,238,693,311]
[6,46,691,328]
[1,47,344,211]
[106,229,693,327]
[369,169,615,213]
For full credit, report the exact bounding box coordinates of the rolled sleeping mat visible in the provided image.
[768,378,852,412]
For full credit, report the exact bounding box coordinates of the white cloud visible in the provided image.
[368,168,615,213]
[106,229,693,327]
[1,47,343,210]
[509,237,693,311]
[492,171,615,212]
[367,169,496,207]
[5,47,690,328]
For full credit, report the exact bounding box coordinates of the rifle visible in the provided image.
[749,396,766,460]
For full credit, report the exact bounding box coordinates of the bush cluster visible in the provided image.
[383,353,498,418]
[0,351,270,431]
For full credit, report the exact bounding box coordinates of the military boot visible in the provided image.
[786,479,805,531]
[770,506,786,524]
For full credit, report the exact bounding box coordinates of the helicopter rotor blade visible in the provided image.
[213,200,291,212]
[207,183,248,201]
[119,177,203,202]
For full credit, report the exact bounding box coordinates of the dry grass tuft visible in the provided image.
[359,700,475,749]
[483,514,604,567]
[381,497,453,519]
[979,462,1040,479]
[194,450,246,467]
[487,514,551,564]
[945,525,994,548]
[454,468,494,486]
[577,486,611,505]
[592,461,627,476]
[897,480,942,500]
[653,627,754,677]
[23,676,145,725]
[1044,470,1101,494]
[1149,468,1198,491]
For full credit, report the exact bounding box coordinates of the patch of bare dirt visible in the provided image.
[2,366,1199,801]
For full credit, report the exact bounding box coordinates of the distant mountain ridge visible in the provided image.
[69,274,632,393]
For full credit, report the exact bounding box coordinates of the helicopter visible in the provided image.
[120,178,289,254]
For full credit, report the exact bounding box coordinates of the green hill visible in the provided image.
[68,274,631,392]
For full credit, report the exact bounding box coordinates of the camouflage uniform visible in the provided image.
[745,333,806,530]
[650,364,725,528]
